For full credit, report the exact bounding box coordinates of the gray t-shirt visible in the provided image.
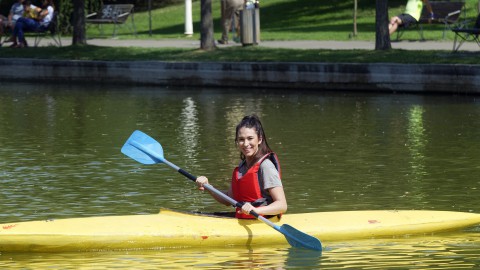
[238,159,282,202]
[10,2,24,23]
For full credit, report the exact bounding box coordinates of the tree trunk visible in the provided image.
[200,0,216,50]
[72,0,87,45]
[375,0,391,50]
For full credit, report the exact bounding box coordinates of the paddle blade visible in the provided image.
[279,224,322,251]
[121,130,164,165]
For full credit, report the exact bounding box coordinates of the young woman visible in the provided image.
[196,115,287,219]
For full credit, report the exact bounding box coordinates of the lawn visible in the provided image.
[1,0,479,64]
[89,0,480,41]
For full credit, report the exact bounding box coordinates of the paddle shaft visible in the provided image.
[127,140,245,210]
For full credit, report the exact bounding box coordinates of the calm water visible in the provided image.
[1,82,479,269]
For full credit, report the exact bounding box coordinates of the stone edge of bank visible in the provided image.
[0,58,478,94]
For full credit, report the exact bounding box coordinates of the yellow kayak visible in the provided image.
[1,209,479,252]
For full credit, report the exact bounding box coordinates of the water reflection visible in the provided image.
[1,234,479,269]
[405,105,428,204]
[407,105,427,181]
[179,97,199,162]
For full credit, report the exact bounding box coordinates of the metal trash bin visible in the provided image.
[240,5,260,46]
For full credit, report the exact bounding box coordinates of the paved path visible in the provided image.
[30,37,479,52]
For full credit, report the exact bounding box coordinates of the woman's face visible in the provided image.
[236,127,262,161]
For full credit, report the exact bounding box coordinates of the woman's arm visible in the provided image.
[423,0,434,19]
[241,186,287,216]
[36,8,49,20]
[196,176,232,206]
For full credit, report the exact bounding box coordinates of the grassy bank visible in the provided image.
[1,45,478,64]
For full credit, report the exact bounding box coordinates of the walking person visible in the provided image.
[218,0,243,44]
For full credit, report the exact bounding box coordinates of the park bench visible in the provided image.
[33,11,62,47]
[396,0,466,40]
[86,4,137,37]
[0,12,61,47]
[451,13,480,51]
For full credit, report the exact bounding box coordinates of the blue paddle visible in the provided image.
[121,130,322,251]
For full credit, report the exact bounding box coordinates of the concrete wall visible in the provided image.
[1,58,478,94]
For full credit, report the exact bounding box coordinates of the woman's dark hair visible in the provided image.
[235,114,273,161]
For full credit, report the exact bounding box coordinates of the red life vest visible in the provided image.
[231,152,281,219]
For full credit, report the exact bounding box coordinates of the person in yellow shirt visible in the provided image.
[389,0,433,35]
[22,1,40,20]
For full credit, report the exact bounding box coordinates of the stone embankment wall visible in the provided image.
[1,59,478,93]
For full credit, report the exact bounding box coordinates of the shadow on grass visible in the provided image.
[115,0,383,38]
[100,0,426,39]
[1,45,478,65]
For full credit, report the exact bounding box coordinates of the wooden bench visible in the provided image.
[397,0,466,40]
[86,4,137,37]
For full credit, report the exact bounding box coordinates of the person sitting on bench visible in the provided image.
[9,0,54,48]
[389,0,434,35]
[0,0,26,44]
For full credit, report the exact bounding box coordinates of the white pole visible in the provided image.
[148,0,152,36]
[185,0,194,36]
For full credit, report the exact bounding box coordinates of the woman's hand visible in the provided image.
[196,176,209,191]
[241,202,256,215]
[240,187,288,217]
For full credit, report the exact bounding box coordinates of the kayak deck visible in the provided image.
[1,209,479,252]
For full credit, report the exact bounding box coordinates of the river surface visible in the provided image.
[0,82,479,269]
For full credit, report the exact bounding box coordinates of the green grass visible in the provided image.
[88,0,480,41]
[1,0,480,64]
[1,45,479,64]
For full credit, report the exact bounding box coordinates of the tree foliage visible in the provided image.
[57,0,101,34]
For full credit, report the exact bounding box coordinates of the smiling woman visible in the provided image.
[196,114,288,219]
